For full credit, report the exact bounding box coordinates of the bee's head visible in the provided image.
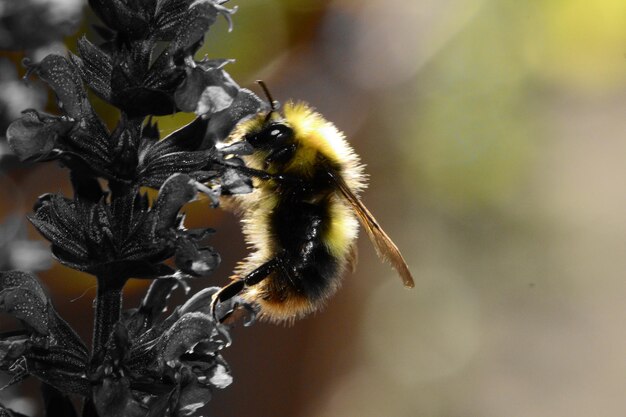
[245,80,295,150]
[246,121,293,149]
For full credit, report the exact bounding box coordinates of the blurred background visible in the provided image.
[3,0,626,416]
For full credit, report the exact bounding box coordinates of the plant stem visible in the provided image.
[92,277,123,358]
[83,277,124,417]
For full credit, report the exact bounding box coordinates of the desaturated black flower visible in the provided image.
[0,271,89,396]
[203,87,266,146]
[5,0,263,198]
[1,0,266,413]
[88,0,235,44]
[6,55,111,171]
[6,110,75,163]
[71,0,236,117]
[7,54,258,193]
[136,117,214,188]
[0,59,48,171]
[29,174,220,280]
[174,58,239,115]
[0,272,248,417]
[88,281,249,417]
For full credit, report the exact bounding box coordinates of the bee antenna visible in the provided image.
[256,80,278,111]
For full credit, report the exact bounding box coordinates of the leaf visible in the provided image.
[137,150,210,189]
[0,272,89,395]
[72,38,113,101]
[144,117,208,156]
[0,271,49,334]
[88,0,149,39]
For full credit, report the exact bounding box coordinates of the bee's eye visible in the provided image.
[248,123,293,148]
[268,124,292,140]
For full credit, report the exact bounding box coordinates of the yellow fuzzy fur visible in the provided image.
[224,102,367,322]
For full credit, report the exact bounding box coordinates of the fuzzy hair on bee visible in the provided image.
[213,84,414,324]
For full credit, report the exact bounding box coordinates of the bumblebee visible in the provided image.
[213,83,414,323]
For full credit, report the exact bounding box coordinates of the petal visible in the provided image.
[174,240,220,276]
[6,111,74,161]
[157,312,221,365]
[204,88,265,144]
[176,380,212,416]
[166,0,232,52]
[0,404,30,417]
[27,55,88,120]
[25,56,112,166]
[207,362,232,388]
[216,157,253,195]
[125,278,181,336]
[151,174,197,232]
[178,287,219,316]
[0,337,30,365]
[174,62,238,114]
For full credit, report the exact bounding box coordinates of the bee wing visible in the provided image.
[346,243,358,274]
[328,170,415,288]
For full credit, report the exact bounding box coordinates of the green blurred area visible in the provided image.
[219,1,626,416]
[4,0,626,416]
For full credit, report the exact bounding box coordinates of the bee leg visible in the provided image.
[243,257,283,286]
[214,160,275,181]
[264,143,297,167]
[210,257,282,321]
[217,160,304,185]
[210,279,245,322]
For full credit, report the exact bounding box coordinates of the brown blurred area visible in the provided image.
[4,0,626,416]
